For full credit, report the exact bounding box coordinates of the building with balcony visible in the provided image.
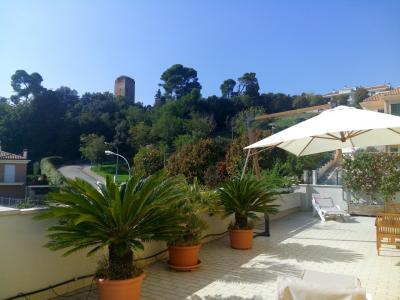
[0,148,29,199]
[360,87,400,152]
[323,84,392,103]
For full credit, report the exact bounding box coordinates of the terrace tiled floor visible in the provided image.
[58,212,400,300]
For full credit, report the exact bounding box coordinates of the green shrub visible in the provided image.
[27,174,49,185]
[259,162,299,190]
[173,134,197,149]
[133,145,163,177]
[168,179,217,246]
[204,161,229,188]
[40,156,64,185]
[166,138,224,184]
[225,131,269,177]
[343,152,400,202]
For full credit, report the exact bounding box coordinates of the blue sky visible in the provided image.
[1,0,399,105]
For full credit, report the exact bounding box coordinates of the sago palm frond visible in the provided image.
[37,170,185,257]
[218,176,279,229]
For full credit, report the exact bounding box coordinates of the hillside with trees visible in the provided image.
[0,65,330,185]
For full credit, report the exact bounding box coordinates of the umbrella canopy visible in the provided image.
[245,106,400,156]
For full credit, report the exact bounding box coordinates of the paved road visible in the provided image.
[58,165,104,187]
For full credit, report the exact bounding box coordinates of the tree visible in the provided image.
[352,88,369,107]
[307,93,326,106]
[225,130,277,178]
[27,91,72,159]
[187,113,216,140]
[128,122,153,150]
[154,89,166,106]
[331,94,349,106]
[261,93,293,113]
[292,94,311,109]
[10,70,44,104]
[237,72,260,98]
[220,79,236,98]
[79,134,106,163]
[0,67,348,178]
[225,134,249,177]
[292,93,325,109]
[54,86,79,108]
[167,139,224,183]
[77,92,118,139]
[152,113,185,145]
[159,64,202,99]
[133,145,163,177]
[231,107,264,135]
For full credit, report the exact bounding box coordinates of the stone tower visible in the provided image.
[114,75,135,102]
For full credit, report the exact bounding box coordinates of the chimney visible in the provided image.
[23,149,28,159]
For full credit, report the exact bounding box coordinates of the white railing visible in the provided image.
[0,196,25,207]
[317,159,336,180]
[0,196,46,208]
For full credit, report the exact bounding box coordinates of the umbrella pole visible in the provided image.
[241,149,251,179]
[246,125,261,179]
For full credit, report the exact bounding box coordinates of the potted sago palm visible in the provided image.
[37,171,184,300]
[167,178,217,271]
[218,176,279,250]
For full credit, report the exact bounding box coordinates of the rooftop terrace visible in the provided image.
[58,212,400,300]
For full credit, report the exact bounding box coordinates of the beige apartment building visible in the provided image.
[360,87,400,152]
[0,149,29,199]
[323,83,392,102]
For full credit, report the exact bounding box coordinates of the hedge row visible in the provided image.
[40,156,64,185]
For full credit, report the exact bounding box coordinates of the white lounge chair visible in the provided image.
[277,270,372,300]
[312,194,349,222]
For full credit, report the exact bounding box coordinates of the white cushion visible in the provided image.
[302,270,359,289]
[276,276,366,300]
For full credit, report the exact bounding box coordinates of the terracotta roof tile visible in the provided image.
[364,84,391,91]
[0,150,25,160]
[362,87,400,103]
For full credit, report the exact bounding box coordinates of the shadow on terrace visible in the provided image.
[58,212,370,300]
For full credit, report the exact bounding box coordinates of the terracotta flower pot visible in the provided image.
[229,229,253,250]
[96,272,146,300]
[168,244,201,270]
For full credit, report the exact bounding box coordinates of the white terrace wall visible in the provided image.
[294,184,347,211]
[0,193,301,300]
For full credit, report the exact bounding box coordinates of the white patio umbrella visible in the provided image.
[245,106,400,156]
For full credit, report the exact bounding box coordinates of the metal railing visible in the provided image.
[0,196,46,208]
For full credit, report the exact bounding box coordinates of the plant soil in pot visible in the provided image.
[168,244,201,270]
[97,272,146,300]
[229,228,253,249]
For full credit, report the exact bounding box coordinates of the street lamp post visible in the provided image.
[104,142,119,182]
[105,150,131,179]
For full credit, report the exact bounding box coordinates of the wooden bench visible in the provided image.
[376,212,400,255]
